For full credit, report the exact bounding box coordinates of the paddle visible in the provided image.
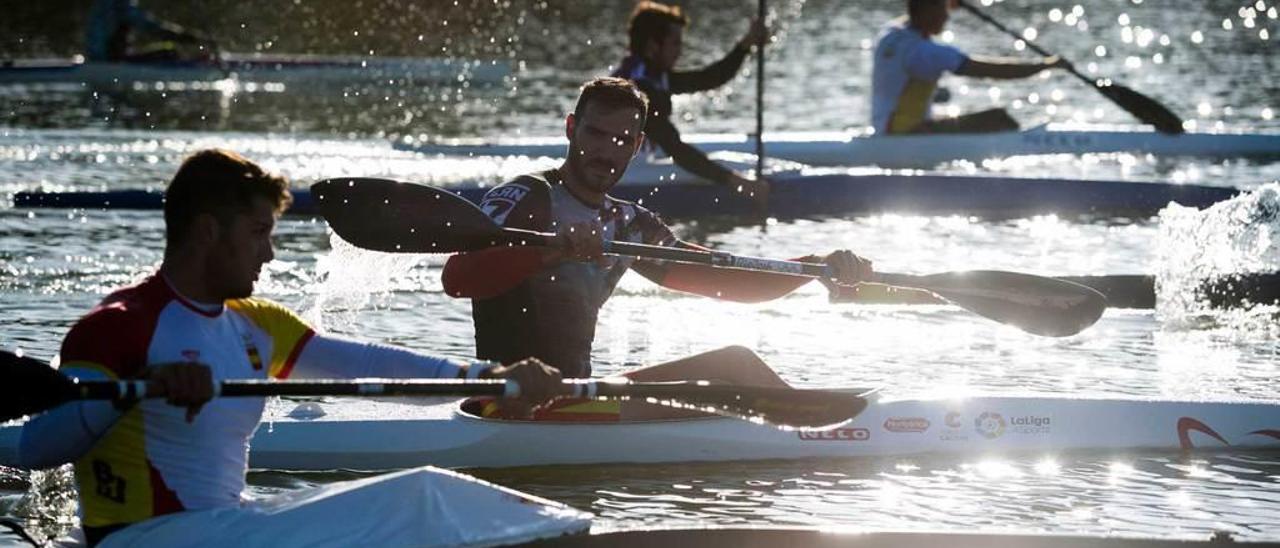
[311,178,1106,337]
[754,0,768,222]
[956,0,1184,134]
[0,350,864,429]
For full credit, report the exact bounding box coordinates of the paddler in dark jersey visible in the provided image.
[443,77,872,419]
[611,1,771,207]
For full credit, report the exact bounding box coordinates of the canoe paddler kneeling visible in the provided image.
[872,0,1070,135]
[610,1,771,208]
[86,0,218,63]
[15,149,563,546]
[442,77,873,421]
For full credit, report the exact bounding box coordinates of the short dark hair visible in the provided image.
[628,1,689,55]
[572,77,650,129]
[164,149,291,250]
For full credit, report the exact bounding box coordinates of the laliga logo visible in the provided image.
[974,412,1006,439]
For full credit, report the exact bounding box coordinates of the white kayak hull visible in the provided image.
[396,123,1280,168]
[84,466,589,547]
[13,393,1271,472]
[525,526,1268,548]
[0,55,509,86]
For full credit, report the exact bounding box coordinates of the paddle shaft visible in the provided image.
[957,1,1094,87]
[505,226,933,287]
[755,0,766,182]
[61,377,750,402]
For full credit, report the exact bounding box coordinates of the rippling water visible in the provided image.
[2,0,1279,543]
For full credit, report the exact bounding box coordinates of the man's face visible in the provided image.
[915,0,950,36]
[647,24,684,72]
[565,102,645,194]
[207,196,277,300]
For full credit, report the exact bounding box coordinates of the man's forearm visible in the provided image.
[957,56,1054,79]
[646,118,740,187]
[17,369,123,469]
[292,333,470,379]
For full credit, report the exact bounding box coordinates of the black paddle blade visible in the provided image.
[906,271,1107,337]
[311,178,504,253]
[0,350,78,422]
[1096,82,1185,135]
[601,382,869,429]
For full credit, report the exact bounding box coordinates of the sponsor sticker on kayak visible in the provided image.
[937,410,1053,441]
[883,417,930,433]
[798,427,870,441]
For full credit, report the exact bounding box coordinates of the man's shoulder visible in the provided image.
[479,172,555,227]
[74,275,173,332]
[482,172,551,201]
[60,275,172,375]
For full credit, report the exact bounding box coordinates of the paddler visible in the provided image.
[610,1,771,207]
[442,77,872,419]
[16,149,563,546]
[872,0,1070,135]
[86,0,217,63]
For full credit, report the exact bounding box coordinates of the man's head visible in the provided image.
[163,149,291,299]
[628,1,688,72]
[563,77,650,198]
[908,0,950,36]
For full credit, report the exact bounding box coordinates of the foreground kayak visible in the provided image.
[395,123,1280,169]
[12,170,1238,219]
[7,392,1273,471]
[48,466,588,547]
[0,55,509,87]
[523,527,1273,548]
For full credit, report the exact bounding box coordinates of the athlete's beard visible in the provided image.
[566,146,625,195]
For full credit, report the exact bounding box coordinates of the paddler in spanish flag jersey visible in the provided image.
[872,0,1070,135]
[610,1,770,208]
[442,77,872,421]
[15,150,563,546]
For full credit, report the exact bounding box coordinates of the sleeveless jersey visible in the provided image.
[471,171,675,377]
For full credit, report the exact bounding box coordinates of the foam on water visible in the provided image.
[1155,183,1280,335]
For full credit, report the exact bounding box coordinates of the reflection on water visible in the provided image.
[233,452,1280,539]
[2,0,1278,543]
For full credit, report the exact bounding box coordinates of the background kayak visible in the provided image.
[397,124,1280,169]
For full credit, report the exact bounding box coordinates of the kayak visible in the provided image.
[0,55,510,87]
[7,392,1274,471]
[11,167,1239,219]
[524,527,1268,548]
[42,466,588,547]
[394,123,1280,169]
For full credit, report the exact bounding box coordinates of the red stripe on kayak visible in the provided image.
[1177,417,1230,449]
[1249,429,1280,440]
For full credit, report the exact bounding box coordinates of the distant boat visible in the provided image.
[0,54,510,87]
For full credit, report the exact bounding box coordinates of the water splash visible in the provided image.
[7,466,76,544]
[1154,183,1280,334]
[301,232,425,332]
